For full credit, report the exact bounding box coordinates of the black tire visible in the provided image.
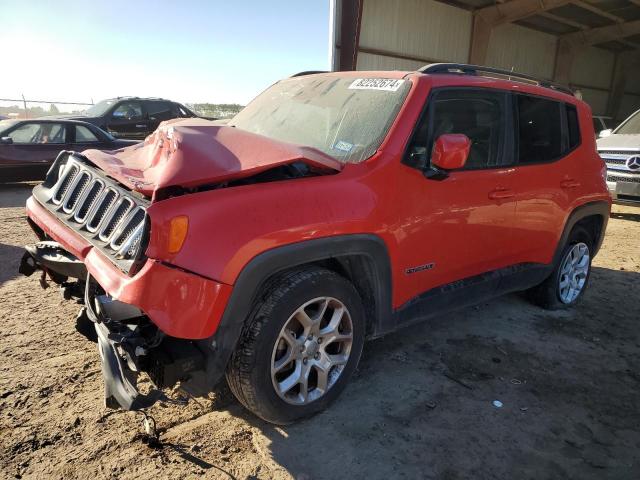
[226,267,365,424]
[527,226,593,310]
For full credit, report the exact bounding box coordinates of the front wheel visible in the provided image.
[226,267,365,424]
[528,226,593,310]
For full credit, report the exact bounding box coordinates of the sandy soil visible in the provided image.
[0,182,639,480]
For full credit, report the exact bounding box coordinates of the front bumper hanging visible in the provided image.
[84,275,165,410]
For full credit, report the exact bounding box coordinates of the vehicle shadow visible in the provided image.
[0,182,35,208]
[226,266,640,480]
[0,243,27,287]
[610,210,640,222]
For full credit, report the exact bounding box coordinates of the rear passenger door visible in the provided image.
[144,100,176,133]
[510,94,582,265]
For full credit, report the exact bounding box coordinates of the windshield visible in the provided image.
[85,99,117,117]
[0,120,18,134]
[0,120,17,135]
[615,109,640,135]
[229,75,411,163]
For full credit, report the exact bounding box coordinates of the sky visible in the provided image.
[0,0,330,106]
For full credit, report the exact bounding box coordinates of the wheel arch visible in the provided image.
[554,201,610,264]
[201,234,393,388]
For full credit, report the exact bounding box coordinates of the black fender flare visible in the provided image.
[199,234,393,387]
[553,200,610,264]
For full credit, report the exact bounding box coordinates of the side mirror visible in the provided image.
[0,136,13,145]
[598,129,612,138]
[430,134,470,173]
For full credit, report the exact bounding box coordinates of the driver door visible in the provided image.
[106,101,147,139]
[394,88,519,307]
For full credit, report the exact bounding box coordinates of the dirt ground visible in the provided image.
[0,182,638,480]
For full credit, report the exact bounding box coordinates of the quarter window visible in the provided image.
[517,95,563,163]
[566,104,580,150]
[75,125,99,143]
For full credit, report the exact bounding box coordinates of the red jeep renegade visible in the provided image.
[20,64,611,424]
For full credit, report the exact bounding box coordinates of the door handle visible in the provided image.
[135,124,147,128]
[488,188,515,200]
[560,179,581,189]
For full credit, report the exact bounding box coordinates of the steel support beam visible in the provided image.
[338,0,363,71]
[554,19,640,82]
[561,19,640,47]
[470,0,571,65]
[607,52,640,120]
[475,0,571,26]
[469,15,493,65]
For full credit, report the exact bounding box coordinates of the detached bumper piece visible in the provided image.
[85,276,206,411]
[19,241,87,285]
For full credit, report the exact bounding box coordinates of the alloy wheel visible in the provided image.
[558,242,590,304]
[271,297,354,405]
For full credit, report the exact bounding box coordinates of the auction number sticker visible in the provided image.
[348,78,405,91]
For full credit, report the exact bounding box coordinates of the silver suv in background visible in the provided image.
[597,108,640,206]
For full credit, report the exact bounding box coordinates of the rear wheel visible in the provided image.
[528,226,593,310]
[226,267,365,424]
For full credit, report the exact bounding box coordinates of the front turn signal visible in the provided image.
[168,215,189,254]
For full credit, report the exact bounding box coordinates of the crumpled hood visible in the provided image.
[80,118,342,197]
[597,134,640,150]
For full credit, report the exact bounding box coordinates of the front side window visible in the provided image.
[75,125,99,143]
[408,89,507,170]
[229,75,411,163]
[8,123,66,144]
[112,102,143,120]
[517,95,563,163]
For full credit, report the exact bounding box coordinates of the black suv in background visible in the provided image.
[48,97,199,139]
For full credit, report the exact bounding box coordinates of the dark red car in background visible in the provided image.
[0,119,138,182]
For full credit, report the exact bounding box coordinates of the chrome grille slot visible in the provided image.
[52,165,80,204]
[98,197,134,243]
[116,222,145,260]
[73,179,104,223]
[110,207,145,250]
[86,189,118,233]
[62,171,91,213]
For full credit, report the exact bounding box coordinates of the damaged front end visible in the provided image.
[19,242,209,410]
[19,229,210,412]
[85,275,206,410]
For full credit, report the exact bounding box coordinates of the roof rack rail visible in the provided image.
[290,70,328,77]
[418,63,574,96]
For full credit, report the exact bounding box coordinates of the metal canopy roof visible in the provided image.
[438,0,640,51]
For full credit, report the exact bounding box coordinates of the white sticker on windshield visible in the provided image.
[333,140,354,152]
[348,78,405,92]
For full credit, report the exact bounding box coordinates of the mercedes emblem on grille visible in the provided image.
[626,156,640,170]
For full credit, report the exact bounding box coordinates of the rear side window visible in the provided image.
[517,95,562,163]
